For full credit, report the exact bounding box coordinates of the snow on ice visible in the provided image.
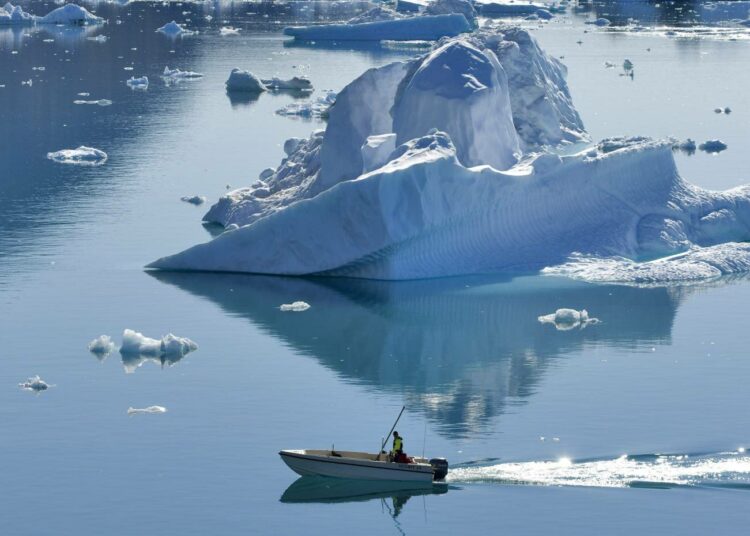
[156,20,196,36]
[47,146,107,166]
[280,301,311,312]
[39,4,102,25]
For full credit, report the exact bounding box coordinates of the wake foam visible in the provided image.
[448,450,750,489]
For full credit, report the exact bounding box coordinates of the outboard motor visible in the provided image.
[430,458,449,481]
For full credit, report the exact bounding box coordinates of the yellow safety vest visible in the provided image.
[393,437,403,452]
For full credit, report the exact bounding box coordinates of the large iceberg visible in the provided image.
[39,4,103,25]
[0,3,35,25]
[149,28,750,283]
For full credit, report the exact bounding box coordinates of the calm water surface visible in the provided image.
[1,2,750,534]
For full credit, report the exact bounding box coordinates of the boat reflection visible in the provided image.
[150,271,684,438]
[281,476,450,517]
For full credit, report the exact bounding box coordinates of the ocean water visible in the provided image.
[1,2,750,534]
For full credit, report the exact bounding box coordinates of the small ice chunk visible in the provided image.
[623,59,634,70]
[260,76,313,91]
[284,137,304,156]
[672,138,696,155]
[699,140,728,153]
[73,99,112,106]
[275,90,336,119]
[604,61,616,68]
[724,107,732,114]
[19,375,51,392]
[587,17,611,26]
[259,167,275,180]
[538,308,599,331]
[120,329,162,356]
[181,195,207,205]
[161,333,198,358]
[280,301,311,312]
[87,35,107,43]
[225,68,266,93]
[126,76,149,89]
[127,406,167,415]
[156,20,196,36]
[220,26,240,35]
[714,108,723,114]
[162,66,203,80]
[88,335,116,358]
[47,146,107,166]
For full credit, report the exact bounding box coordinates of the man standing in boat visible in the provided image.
[391,431,406,463]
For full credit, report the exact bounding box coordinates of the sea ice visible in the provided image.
[280,301,311,312]
[47,146,107,166]
[127,406,167,415]
[19,375,51,392]
[162,66,203,80]
[156,20,195,36]
[181,195,207,205]
[126,76,149,89]
[478,1,548,16]
[88,335,116,358]
[225,69,266,93]
[260,76,313,91]
[538,308,599,330]
[699,140,728,153]
[39,4,102,25]
[0,2,35,25]
[283,13,472,42]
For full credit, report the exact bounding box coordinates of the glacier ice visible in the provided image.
[149,27,750,284]
[275,91,336,119]
[39,4,102,25]
[119,329,198,359]
[88,335,116,358]
[127,406,167,415]
[283,14,472,42]
[280,301,311,312]
[19,375,51,392]
[47,146,107,166]
[225,69,266,93]
[0,3,35,25]
[538,309,599,330]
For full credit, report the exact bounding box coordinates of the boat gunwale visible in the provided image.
[279,450,434,474]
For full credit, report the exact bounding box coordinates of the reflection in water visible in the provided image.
[281,476,450,521]
[151,272,681,438]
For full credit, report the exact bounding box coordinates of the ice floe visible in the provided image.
[280,301,311,312]
[19,375,51,392]
[260,76,313,91]
[284,14,472,42]
[478,1,550,17]
[162,66,203,82]
[127,406,167,415]
[120,329,197,359]
[275,91,336,119]
[699,139,728,153]
[39,4,102,25]
[88,335,116,358]
[219,26,240,36]
[181,195,206,205]
[126,76,149,89]
[0,2,35,25]
[225,68,266,93]
[47,146,107,166]
[156,20,195,36]
[538,308,599,330]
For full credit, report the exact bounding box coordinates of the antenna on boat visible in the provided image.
[421,420,427,459]
[379,405,406,457]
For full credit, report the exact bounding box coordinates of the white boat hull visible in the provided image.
[280,450,435,483]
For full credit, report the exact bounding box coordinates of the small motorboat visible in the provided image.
[279,449,449,482]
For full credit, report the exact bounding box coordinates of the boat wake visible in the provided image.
[447,449,750,490]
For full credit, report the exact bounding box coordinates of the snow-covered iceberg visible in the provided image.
[284,13,472,42]
[0,3,35,25]
[39,4,102,25]
[149,28,750,283]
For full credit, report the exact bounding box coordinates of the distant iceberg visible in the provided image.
[39,3,103,25]
[149,28,750,284]
[156,20,196,36]
[0,3,35,25]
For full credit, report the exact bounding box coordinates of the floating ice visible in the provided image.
[88,335,116,358]
[280,301,311,312]
[275,91,336,119]
[219,26,240,35]
[587,17,611,27]
[538,308,598,330]
[156,20,195,36]
[0,2,36,25]
[181,195,206,205]
[47,146,107,166]
[39,4,102,25]
[162,66,203,81]
[260,76,313,91]
[19,375,51,392]
[225,68,266,93]
[699,139,728,153]
[672,138,696,155]
[126,76,149,89]
[87,35,107,43]
[73,99,112,106]
[119,329,197,359]
[283,14,472,42]
[127,406,167,415]
[623,59,634,71]
[478,1,549,16]
[347,6,402,24]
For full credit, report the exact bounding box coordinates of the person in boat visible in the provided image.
[390,431,408,463]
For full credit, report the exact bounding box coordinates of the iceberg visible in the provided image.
[127,406,167,415]
[260,76,313,91]
[156,20,195,36]
[88,335,116,358]
[280,301,311,312]
[39,4,102,25]
[283,13,472,42]
[149,29,750,283]
[478,1,549,16]
[19,375,51,392]
[0,3,35,25]
[699,140,728,154]
[120,329,197,359]
[181,195,206,205]
[47,146,107,166]
[225,69,266,93]
[162,66,203,81]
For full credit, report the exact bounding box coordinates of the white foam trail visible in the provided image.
[448,451,750,489]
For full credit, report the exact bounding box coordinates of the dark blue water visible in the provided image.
[2,2,750,534]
